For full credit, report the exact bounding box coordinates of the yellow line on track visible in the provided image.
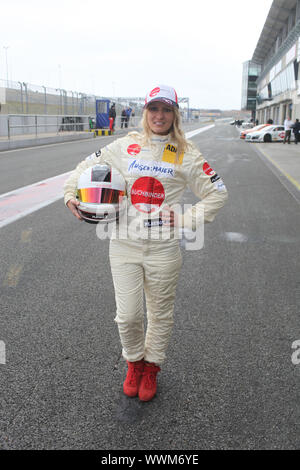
[21,229,32,243]
[257,146,300,191]
[3,264,23,287]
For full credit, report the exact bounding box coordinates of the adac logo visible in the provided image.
[203,161,216,176]
[127,144,141,156]
[165,144,177,153]
[162,144,184,165]
[149,87,160,97]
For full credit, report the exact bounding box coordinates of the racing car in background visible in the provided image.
[245,125,294,142]
[240,123,271,139]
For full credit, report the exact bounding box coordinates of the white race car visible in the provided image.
[245,125,293,142]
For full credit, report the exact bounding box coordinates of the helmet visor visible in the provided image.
[78,188,125,204]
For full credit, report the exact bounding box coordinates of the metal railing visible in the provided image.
[0,79,193,122]
[0,113,210,141]
[2,114,90,140]
[0,79,146,117]
[1,113,145,140]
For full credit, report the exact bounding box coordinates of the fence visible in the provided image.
[0,114,92,139]
[0,79,193,140]
[0,79,191,118]
[0,79,145,117]
[0,113,143,140]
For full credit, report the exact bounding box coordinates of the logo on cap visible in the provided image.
[162,98,173,106]
[149,87,160,97]
[145,84,178,108]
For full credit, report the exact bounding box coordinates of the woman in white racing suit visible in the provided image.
[64,84,228,402]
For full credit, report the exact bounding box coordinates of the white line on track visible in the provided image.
[0,135,114,155]
[185,124,215,139]
[0,125,215,229]
[0,172,71,228]
[0,171,71,199]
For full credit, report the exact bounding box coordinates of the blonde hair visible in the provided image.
[140,106,189,163]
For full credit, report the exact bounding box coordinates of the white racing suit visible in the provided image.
[64,132,228,365]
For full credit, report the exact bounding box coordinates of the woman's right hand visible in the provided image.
[66,198,83,221]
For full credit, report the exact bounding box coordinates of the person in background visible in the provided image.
[292,118,300,144]
[125,107,132,127]
[109,103,116,132]
[121,108,127,129]
[283,116,293,144]
[131,109,135,126]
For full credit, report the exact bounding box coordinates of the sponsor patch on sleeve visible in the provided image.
[203,161,216,176]
[210,174,220,183]
[214,179,226,192]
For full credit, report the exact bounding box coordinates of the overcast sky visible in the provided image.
[0,0,273,109]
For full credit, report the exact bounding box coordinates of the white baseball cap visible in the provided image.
[145,84,179,108]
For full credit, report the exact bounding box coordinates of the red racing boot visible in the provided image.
[123,360,145,397]
[138,362,161,402]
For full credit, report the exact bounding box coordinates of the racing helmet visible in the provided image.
[76,164,126,223]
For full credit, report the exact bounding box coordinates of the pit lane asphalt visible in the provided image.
[0,121,300,450]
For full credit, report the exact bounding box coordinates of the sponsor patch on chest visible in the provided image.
[128,157,175,178]
[127,144,141,156]
[131,177,165,213]
[143,218,164,228]
[162,144,184,164]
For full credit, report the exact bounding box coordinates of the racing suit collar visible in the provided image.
[150,133,171,143]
